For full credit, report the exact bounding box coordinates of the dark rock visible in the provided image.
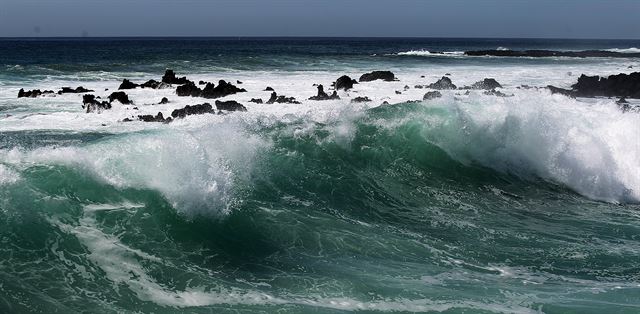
[617,97,629,104]
[264,86,274,91]
[423,91,442,100]
[351,96,371,103]
[395,91,402,95]
[249,98,263,104]
[215,100,247,112]
[82,94,112,113]
[171,103,215,119]
[118,79,139,90]
[58,86,93,95]
[570,72,640,98]
[414,85,424,89]
[335,75,358,91]
[465,78,502,90]
[420,75,425,78]
[176,81,202,97]
[159,97,170,104]
[199,80,207,85]
[18,88,54,98]
[138,112,168,123]
[427,76,456,90]
[359,71,395,82]
[484,89,513,97]
[619,103,633,112]
[404,85,410,90]
[266,92,300,104]
[309,85,340,101]
[236,80,243,84]
[162,70,190,85]
[108,91,132,104]
[465,49,640,58]
[547,85,576,97]
[141,79,166,89]
[445,73,451,76]
[201,80,247,99]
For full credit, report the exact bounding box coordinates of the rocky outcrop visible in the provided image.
[162,70,190,85]
[159,97,170,104]
[308,85,340,100]
[176,81,202,97]
[334,75,358,90]
[108,91,132,104]
[359,71,395,82]
[249,98,263,104]
[547,72,640,98]
[423,91,442,100]
[171,103,215,119]
[547,85,576,97]
[266,92,300,104]
[138,112,171,123]
[215,100,247,112]
[176,80,247,99]
[58,86,93,94]
[427,77,456,90]
[201,80,247,99]
[464,78,502,90]
[141,79,169,89]
[118,79,139,90]
[571,72,640,98]
[18,89,54,98]
[82,94,112,113]
[351,96,371,103]
[465,49,640,58]
[264,87,274,91]
[484,89,512,97]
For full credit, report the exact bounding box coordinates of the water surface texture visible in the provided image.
[1,38,640,313]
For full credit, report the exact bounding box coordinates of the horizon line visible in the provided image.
[1,35,639,41]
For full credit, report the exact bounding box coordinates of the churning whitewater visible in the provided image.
[1,38,640,313]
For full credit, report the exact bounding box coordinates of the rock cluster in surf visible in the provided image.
[17,67,640,123]
[547,72,640,98]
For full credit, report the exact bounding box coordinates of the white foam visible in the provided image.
[49,203,286,307]
[0,164,20,185]
[1,59,640,204]
[417,91,640,203]
[48,202,540,312]
[395,50,464,56]
[0,119,269,217]
[605,47,640,53]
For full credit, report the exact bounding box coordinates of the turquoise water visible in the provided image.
[1,38,640,313]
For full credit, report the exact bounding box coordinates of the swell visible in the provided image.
[1,99,640,312]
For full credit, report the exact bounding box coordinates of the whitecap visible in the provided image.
[605,47,640,53]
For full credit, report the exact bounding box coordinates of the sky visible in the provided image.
[0,0,639,39]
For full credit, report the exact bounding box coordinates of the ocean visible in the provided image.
[1,37,639,313]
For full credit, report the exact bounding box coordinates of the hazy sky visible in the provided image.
[1,0,639,38]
